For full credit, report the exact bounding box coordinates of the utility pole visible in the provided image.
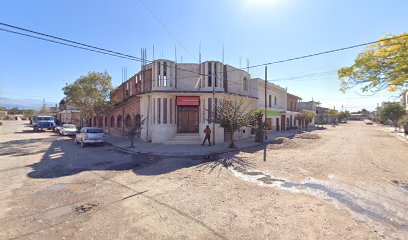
[212,65,216,146]
[264,66,268,140]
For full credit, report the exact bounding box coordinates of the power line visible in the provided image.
[0,24,203,77]
[221,33,408,74]
[137,0,198,61]
[0,22,144,61]
[1,22,406,91]
[0,28,138,61]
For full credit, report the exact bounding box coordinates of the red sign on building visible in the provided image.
[176,96,200,106]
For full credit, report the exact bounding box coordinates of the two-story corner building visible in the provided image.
[286,93,302,129]
[253,79,288,131]
[400,90,408,111]
[132,59,258,144]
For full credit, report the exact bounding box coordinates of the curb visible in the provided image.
[106,131,301,158]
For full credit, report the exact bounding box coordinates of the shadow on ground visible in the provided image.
[25,128,324,178]
[0,138,51,157]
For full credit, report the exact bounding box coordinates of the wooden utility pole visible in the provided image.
[212,65,216,146]
[264,66,268,140]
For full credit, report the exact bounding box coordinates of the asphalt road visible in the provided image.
[0,120,407,240]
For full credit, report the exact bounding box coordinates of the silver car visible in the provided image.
[75,127,105,147]
[60,124,77,136]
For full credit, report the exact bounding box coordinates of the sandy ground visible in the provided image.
[0,120,407,239]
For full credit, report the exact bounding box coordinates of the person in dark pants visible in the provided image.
[202,125,212,146]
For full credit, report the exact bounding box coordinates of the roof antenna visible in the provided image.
[174,44,177,63]
[199,42,201,64]
[246,58,249,73]
[152,45,155,61]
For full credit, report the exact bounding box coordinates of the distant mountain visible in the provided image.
[0,97,57,110]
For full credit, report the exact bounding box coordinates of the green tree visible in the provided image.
[213,98,252,148]
[378,103,406,128]
[249,111,266,143]
[338,33,408,93]
[63,71,113,127]
[9,107,19,114]
[327,109,339,124]
[399,115,408,128]
[25,109,35,116]
[296,111,316,131]
[338,111,350,122]
[303,111,316,130]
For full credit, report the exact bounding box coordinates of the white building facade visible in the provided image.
[138,59,257,144]
[252,78,289,131]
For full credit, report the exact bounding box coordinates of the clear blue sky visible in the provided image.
[0,0,406,111]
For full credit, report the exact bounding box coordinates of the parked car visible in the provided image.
[32,116,55,131]
[364,119,373,125]
[59,124,77,136]
[75,127,105,147]
[54,124,62,133]
[340,119,347,123]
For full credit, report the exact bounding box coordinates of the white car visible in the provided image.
[364,119,373,125]
[54,125,62,133]
[59,124,77,136]
[75,127,105,147]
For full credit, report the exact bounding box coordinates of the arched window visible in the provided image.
[117,115,122,128]
[243,77,248,91]
[125,115,131,127]
[98,117,103,127]
[93,117,97,127]
[110,116,115,127]
[104,116,108,127]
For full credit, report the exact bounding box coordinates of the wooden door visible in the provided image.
[177,106,199,133]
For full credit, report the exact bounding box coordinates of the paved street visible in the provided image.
[0,120,407,239]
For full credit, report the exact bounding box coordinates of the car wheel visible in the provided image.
[80,140,85,148]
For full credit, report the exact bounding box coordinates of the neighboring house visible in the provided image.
[0,108,7,119]
[399,90,408,111]
[57,110,81,125]
[286,93,302,129]
[299,101,319,125]
[252,79,288,131]
[349,114,365,120]
[316,106,329,124]
[57,102,81,126]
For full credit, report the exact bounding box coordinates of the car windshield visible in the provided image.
[87,128,103,133]
[38,117,53,121]
[63,124,76,128]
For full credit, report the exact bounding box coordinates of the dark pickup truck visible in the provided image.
[33,116,56,131]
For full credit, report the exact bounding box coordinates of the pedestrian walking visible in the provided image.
[202,125,212,146]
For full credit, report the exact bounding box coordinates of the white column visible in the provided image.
[211,63,215,87]
[153,63,157,87]
[204,62,208,87]
[160,61,164,87]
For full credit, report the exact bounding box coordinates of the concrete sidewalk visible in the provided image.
[380,125,408,142]
[105,128,317,157]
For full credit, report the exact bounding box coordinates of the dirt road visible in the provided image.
[0,121,407,239]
